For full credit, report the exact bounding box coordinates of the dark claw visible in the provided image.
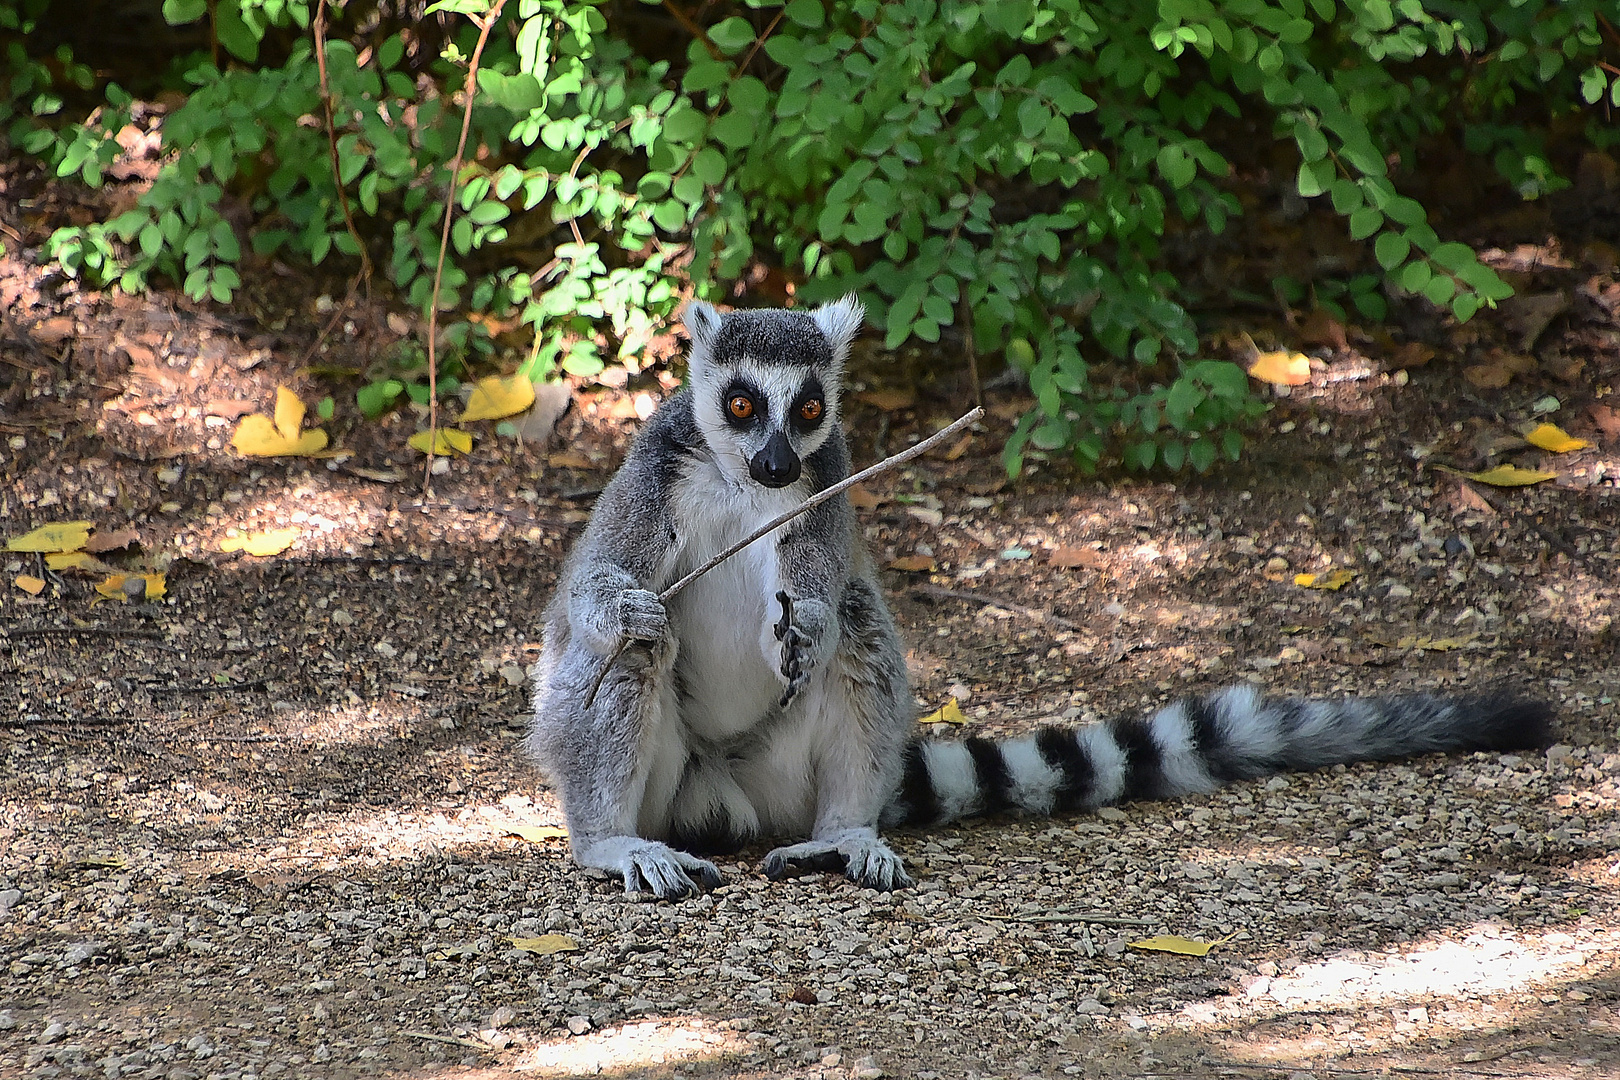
[763,853,789,880]
[694,864,724,891]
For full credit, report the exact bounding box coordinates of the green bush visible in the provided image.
[1,0,1610,472]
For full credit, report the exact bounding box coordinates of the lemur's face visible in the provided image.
[685,297,863,490]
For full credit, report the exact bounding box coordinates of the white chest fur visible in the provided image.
[665,461,803,742]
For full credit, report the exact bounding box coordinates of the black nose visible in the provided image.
[749,431,801,487]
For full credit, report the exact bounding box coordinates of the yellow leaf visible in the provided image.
[45,551,111,572]
[510,934,579,955]
[1293,569,1356,591]
[1440,464,1557,487]
[14,574,46,595]
[273,385,307,441]
[94,572,167,602]
[1524,423,1590,454]
[1128,934,1232,957]
[918,699,969,726]
[409,428,474,455]
[889,555,937,573]
[503,824,568,843]
[1248,350,1311,386]
[461,374,537,422]
[231,413,330,457]
[220,528,301,557]
[6,520,94,553]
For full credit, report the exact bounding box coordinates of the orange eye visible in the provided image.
[728,395,754,420]
[799,399,823,422]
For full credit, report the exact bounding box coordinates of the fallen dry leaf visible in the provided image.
[856,387,917,411]
[45,551,111,572]
[1525,423,1590,454]
[1438,464,1557,487]
[461,374,537,422]
[1050,546,1105,569]
[1589,404,1620,442]
[408,428,474,456]
[510,934,579,955]
[220,528,300,557]
[937,432,974,461]
[1390,341,1435,369]
[846,484,884,510]
[889,555,937,573]
[94,572,166,602]
[232,387,330,457]
[205,399,257,420]
[84,528,139,554]
[918,700,969,726]
[502,824,568,843]
[1463,348,1536,391]
[1128,935,1232,957]
[6,520,94,553]
[547,450,598,470]
[1248,350,1311,386]
[1293,569,1356,591]
[14,574,46,596]
[1300,309,1349,352]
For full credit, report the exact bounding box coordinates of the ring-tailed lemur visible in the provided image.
[527,297,1553,900]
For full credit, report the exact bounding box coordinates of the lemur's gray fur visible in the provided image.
[528,297,1552,900]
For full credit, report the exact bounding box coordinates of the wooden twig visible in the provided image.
[912,583,1079,631]
[977,912,1157,928]
[312,0,373,292]
[401,1031,495,1051]
[581,407,985,707]
[423,0,509,493]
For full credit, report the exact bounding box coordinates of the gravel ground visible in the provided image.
[4,225,1620,1079]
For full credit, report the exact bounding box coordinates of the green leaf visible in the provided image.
[1189,437,1217,472]
[1329,179,1362,215]
[162,0,206,23]
[477,70,543,113]
[1348,206,1382,240]
[215,1,260,62]
[710,110,755,148]
[708,16,756,55]
[785,0,824,28]
[1296,158,1333,198]
[1156,144,1196,189]
[1430,241,1475,273]
[1422,274,1455,305]
[1374,231,1409,269]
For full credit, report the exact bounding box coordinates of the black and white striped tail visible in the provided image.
[880,685,1553,828]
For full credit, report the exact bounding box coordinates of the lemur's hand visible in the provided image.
[771,592,835,707]
[615,588,669,643]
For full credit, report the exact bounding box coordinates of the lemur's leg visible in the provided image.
[762,579,913,890]
[530,627,720,901]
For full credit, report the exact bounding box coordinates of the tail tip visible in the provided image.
[1472,698,1556,751]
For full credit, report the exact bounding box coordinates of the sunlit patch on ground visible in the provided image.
[510,1019,744,1076]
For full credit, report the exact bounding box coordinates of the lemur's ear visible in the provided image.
[683,301,723,373]
[810,294,864,365]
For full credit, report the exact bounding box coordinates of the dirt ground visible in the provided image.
[4,171,1620,1080]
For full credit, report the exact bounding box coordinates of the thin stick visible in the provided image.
[402,1031,494,1051]
[977,913,1157,928]
[581,406,984,707]
[423,0,509,493]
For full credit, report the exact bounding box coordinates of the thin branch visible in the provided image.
[976,912,1156,927]
[582,407,986,706]
[912,583,1079,631]
[662,0,723,60]
[313,0,373,294]
[401,1031,494,1051]
[423,0,510,493]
